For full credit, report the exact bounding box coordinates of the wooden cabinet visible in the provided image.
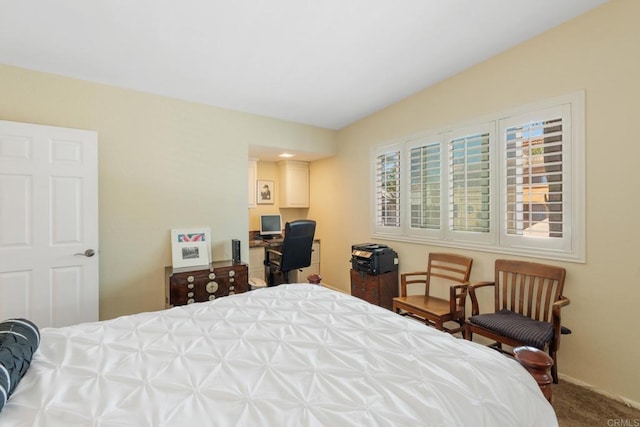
[165,261,248,308]
[278,160,309,208]
[350,269,398,310]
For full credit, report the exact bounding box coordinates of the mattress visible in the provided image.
[0,284,557,426]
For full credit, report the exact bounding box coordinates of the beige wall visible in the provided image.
[0,64,336,320]
[313,0,640,404]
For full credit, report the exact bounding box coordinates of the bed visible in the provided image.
[0,284,557,426]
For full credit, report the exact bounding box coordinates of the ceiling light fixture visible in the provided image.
[278,153,295,158]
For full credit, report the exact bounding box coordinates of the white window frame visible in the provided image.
[370,91,585,263]
[497,94,584,259]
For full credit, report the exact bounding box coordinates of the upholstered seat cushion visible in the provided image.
[468,309,553,349]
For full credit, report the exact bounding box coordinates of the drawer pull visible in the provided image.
[187,292,194,298]
[187,299,195,304]
[229,270,235,277]
[206,281,219,294]
[187,283,194,289]
[209,273,216,280]
[187,276,195,283]
[209,295,216,301]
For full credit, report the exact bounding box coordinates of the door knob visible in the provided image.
[74,249,96,257]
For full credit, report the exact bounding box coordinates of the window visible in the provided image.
[499,104,575,254]
[371,92,585,262]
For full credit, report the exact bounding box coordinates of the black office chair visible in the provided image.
[265,219,316,286]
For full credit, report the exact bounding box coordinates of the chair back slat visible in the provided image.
[494,260,566,322]
[526,276,536,317]
[428,254,472,281]
[541,278,552,322]
[498,270,507,312]
[534,277,545,320]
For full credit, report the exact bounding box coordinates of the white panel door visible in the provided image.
[0,120,98,328]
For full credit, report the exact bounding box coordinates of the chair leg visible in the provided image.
[464,324,472,341]
[458,322,465,340]
[550,349,558,384]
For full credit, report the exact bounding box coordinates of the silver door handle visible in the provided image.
[74,249,96,257]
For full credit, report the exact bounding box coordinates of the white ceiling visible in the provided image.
[1,0,607,132]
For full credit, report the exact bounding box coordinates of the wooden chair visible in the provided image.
[465,259,570,383]
[392,253,473,336]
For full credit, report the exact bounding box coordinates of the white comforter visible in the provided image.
[1,284,557,426]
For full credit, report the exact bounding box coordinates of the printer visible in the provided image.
[350,243,398,275]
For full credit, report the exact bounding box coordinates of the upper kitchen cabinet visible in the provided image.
[278,160,309,208]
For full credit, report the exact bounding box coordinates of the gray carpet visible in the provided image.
[553,380,640,426]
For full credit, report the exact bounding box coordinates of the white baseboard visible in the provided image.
[559,373,640,411]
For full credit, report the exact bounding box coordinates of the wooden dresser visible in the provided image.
[165,260,248,308]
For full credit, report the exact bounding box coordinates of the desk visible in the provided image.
[249,240,320,283]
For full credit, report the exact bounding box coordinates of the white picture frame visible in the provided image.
[170,228,211,268]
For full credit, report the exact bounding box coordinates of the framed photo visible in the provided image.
[257,180,274,204]
[170,228,211,268]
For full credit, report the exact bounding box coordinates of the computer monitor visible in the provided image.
[259,214,282,239]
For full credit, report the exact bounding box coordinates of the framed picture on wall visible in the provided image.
[257,180,274,204]
[170,227,211,268]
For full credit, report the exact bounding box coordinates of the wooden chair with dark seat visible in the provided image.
[392,253,473,336]
[265,219,316,286]
[465,259,570,383]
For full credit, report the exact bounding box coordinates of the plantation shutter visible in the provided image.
[448,132,491,233]
[375,149,401,228]
[409,142,441,231]
[505,117,564,238]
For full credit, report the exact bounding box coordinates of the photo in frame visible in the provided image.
[170,228,211,268]
[257,180,274,204]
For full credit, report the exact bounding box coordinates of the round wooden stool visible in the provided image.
[513,346,554,403]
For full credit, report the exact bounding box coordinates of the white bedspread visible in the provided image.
[1,284,557,426]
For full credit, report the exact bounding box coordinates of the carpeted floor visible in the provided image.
[553,380,640,426]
